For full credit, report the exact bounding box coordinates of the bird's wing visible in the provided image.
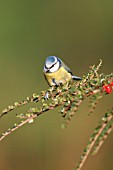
[62,61,82,80]
[61,61,73,75]
[58,58,82,80]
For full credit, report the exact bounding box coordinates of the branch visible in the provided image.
[0,60,113,170]
[73,108,113,170]
[0,95,65,141]
[0,93,41,118]
[0,118,35,141]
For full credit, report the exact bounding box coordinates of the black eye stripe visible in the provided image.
[45,65,48,69]
[48,61,57,69]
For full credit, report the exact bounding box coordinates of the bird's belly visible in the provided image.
[46,67,72,86]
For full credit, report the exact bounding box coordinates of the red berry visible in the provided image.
[110,82,113,87]
[102,85,112,94]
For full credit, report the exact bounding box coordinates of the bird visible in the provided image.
[43,56,82,86]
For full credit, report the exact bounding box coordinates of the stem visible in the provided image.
[92,120,113,155]
[73,114,113,170]
[0,94,41,118]
[0,101,64,142]
[0,117,36,141]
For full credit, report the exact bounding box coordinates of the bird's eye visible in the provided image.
[49,61,60,73]
[50,63,56,69]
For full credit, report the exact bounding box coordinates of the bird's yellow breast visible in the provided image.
[44,67,72,86]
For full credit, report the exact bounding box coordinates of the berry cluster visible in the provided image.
[102,82,113,94]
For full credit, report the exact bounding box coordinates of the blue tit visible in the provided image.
[43,56,82,86]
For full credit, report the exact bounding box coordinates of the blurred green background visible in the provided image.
[0,0,113,170]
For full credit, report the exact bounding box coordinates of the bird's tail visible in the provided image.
[72,75,82,80]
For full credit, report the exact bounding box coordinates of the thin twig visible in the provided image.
[0,94,41,118]
[92,120,113,155]
[0,116,37,141]
[73,114,113,170]
[0,100,65,142]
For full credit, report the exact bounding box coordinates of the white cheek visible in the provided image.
[43,66,47,72]
[50,62,59,72]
